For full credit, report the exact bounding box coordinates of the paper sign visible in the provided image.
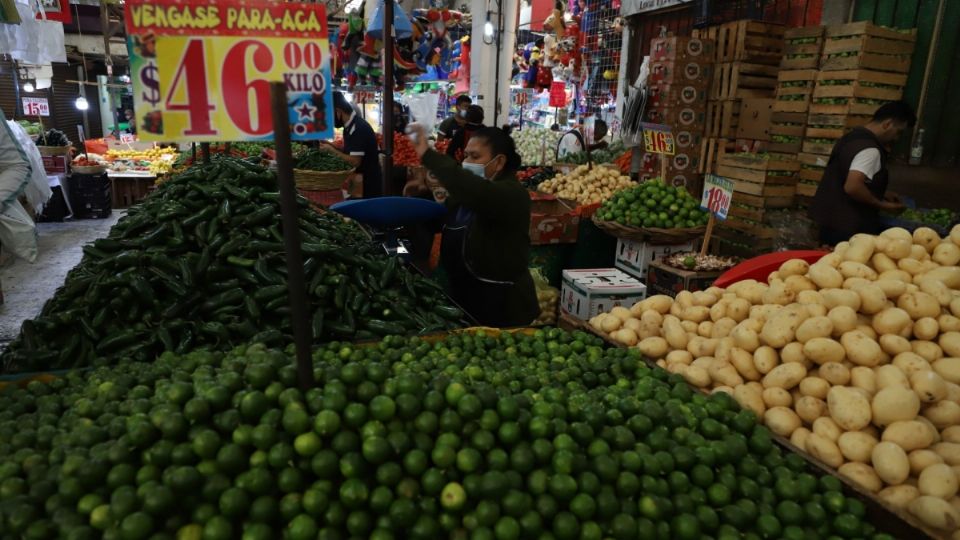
[549,81,567,108]
[700,174,734,220]
[21,97,50,117]
[125,0,334,142]
[640,122,675,155]
[120,133,136,144]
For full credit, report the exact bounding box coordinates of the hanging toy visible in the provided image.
[341,9,367,89]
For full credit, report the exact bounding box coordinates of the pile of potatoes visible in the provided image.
[589,225,960,536]
[536,164,634,206]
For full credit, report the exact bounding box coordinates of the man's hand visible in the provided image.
[884,191,902,204]
[406,123,429,158]
[881,201,906,214]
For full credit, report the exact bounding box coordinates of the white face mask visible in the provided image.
[459,110,468,118]
[462,158,496,179]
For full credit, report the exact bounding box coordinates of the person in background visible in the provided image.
[406,122,539,327]
[437,95,472,141]
[809,101,914,245]
[125,109,137,135]
[321,91,383,198]
[392,101,409,134]
[587,118,609,151]
[445,105,485,162]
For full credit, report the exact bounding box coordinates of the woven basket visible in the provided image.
[592,215,706,245]
[294,169,353,191]
[71,165,108,175]
[37,146,71,157]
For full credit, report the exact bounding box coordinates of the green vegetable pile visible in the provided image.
[900,208,958,229]
[229,142,309,159]
[776,95,807,102]
[16,120,42,137]
[596,180,709,229]
[787,37,818,45]
[34,129,70,147]
[0,329,894,540]
[295,150,354,172]
[557,141,626,166]
[771,135,801,143]
[0,157,462,373]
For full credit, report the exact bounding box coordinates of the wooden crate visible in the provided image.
[796,182,819,197]
[717,154,799,198]
[723,215,779,239]
[798,152,829,168]
[715,20,785,65]
[731,190,795,210]
[805,125,845,139]
[802,138,837,155]
[711,62,779,100]
[807,113,871,129]
[773,70,816,112]
[698,137,732,174]
[808,98,882,116]
[814,69,907,103]
[824,21,917,42]
[781,26,825,69]
[705,100,740,138]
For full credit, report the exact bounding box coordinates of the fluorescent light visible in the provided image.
[75,96,89,110]
[484,20,494,39]
[23,82,34,92]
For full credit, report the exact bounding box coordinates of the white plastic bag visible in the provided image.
[404,93,441,135]
[0,0,67,64]
[5,120,52,214]
[0,199,38,262]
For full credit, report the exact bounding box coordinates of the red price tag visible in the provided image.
[21,97,50,117]
[549,81,567,108]
[700,174,734,220]
[640,122,675,155]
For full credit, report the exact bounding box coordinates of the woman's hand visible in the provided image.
[406,123,430,158]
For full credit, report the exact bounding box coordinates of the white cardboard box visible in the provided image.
[560,268,647,321]
[614,239,694,280]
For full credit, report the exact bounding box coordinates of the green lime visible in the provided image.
[441,482,466,511]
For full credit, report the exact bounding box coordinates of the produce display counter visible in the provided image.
[107,170,157,209]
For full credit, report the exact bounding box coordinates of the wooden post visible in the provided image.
[201,142,211,164]
[381,0,394,198]
[270,82,314,391]
[700,214,716,257]
[660,153,668,182]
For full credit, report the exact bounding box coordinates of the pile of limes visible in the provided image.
[0,330,891,539]
[596,180,710,229]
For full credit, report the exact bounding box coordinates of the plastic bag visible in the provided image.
[5,120,52,214]
[0,0,66,64]
[531,267,559,326]
[404,93,441,135]
[0,199,38,262]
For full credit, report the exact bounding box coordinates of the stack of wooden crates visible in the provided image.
[695,20,785,176]
[641,36,715,193]
[797,22,916,198]
[769,26,824,171]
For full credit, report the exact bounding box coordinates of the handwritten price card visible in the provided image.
[125,0,334,142]
[640,122,675,155]
[700,174,734,220]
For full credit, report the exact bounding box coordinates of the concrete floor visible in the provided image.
[0,212,120,345]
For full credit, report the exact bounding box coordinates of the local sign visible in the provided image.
[21,97,50,117]
[549,81,567,108]
[700,174,734,220]
[640,122,675,155]
[124,0,334,142]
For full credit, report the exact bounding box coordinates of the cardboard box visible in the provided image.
[615,240,694,280]
[649,60,713,89]
[650,37,716,62]
[560,269,647,321]
[646,260,722,298]
[529,196,580,245]
[41,155,68,175]
[643,107,707,129]
[648,83,709,109]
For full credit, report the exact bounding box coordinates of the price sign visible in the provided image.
[125,0,334,142]
[120,133,136,144]
[549,81,567,108]
[640,122,675,155]
[21,97,49,117]
[700,174,734,220]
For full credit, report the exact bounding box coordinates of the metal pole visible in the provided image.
[493,0,502,126]
[911,0,945,157]
[382,0,394,197]
[201,142,211,164]
[270,82,314,391]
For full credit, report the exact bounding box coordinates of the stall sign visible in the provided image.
[549,81,567,107]
[125,0,334,142]
[21,97,50,117]
[700,173,734,220]
[640,122,675,155]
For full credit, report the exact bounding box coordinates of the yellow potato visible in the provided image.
[828,306,859,338]
[923,266,960,289]
[850,366,877,395]
[785,275,817,294]
[808,263,844,289]
[878,485,920,510]
[909,449,945,475]
[640,309,664,326]
[873,307,913,337]
[940,315,960,333]
[838,431,879,463]
[839,261,878,280]
[877,274,912,294]
[764,406,802,437]
[914,227,942,253]
[813,416,843,442]
[933,242,960,266]
[779,259,810,277]
[899,291,943,320]
[761,387,792,408]
[899,258,927,275]
[609,306,633,322]
[918,463,959,499]
[820,362,851,386]
[733,384,765,417]
[879,334,912,356]
[790,427,812,450]
[935,442,960,466]
[681,365,711,387]
[665,350,694,366]
[909,496,960,531]
[872,386,921,428]
[845,235,876,264]
[727,298,751,322]
[841,331,883,367]
[912,341,944,363]
[691,291,718,307]
[637,337,669,359]
[821,289,862,312]
[873,441,911,485]
[639,295,673,315]
[827,386,872,431]
[855,284,888,315]
[802,337,845,365]
[952,224,960,245]
[883,420,935,452]
[838,462,883,493]
[753,346,779,375]
[912,243,933,260]
[759,305,809,348]
[884,237,913,260]
[805,433,844,468]
[708,360,744,387]
[761,280,795,306]
[622,317,644,335]
[709,301,727,322]
[797,290,824,306]
[610,328,639,346]
[795,395,827,424]
[730,346,761,381]
[711,318,737,339]
[911,317,940,342]
[762,362,806,390]
[681,306,711,324]
[871,252,899,273]
[911,370,948,403]
[795,316,833,343]
[875,364,909,390]
[918,277,953,307]
[941,332,960,357]
[800,376,831,399]
[731,324,761,352]
[924,400,960,429]
[687,336,718,358]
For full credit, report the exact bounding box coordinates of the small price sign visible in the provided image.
[125,0,334,142]
[549,81,567,108]
[700,174,734,220]
[21,97,49,117]
[514,89,531,106]
[640,122,675,155]
[352,88,377,104]
[120,133,136,144]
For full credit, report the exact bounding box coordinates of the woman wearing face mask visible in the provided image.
[406,123,539,327]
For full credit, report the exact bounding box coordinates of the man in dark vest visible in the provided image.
[809,101,915,246]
